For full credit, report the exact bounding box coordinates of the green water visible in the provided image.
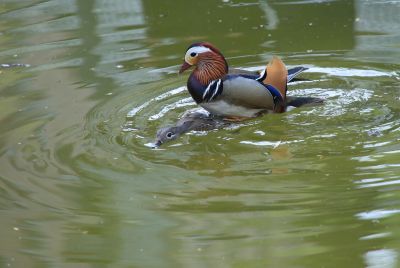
[1,0,400,267]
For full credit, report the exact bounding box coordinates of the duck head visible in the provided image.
[154,126,181,147]
[179,42,228,85]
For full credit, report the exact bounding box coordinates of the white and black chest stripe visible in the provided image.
[202,79,223,102]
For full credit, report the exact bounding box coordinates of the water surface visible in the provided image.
[1,0,400,267]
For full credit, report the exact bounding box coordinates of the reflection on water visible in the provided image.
[1,0,400,267]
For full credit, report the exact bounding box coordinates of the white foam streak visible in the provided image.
[149,98,195,121]
[127,86,187,117]
[305,67,393,77]
[242,66,393,77]
[356,209,400,220]
[240,141,281,147]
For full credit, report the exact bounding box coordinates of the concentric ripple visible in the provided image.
[2,0,400,266]
[79,61,400,177]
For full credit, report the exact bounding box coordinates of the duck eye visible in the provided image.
[190,52,197,57]
[166,132,174,138]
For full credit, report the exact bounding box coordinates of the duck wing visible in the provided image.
[221,74,282,109]
[256,56,288,100]
[199,74,284,117]
[229,65,308,83]
[287,66,308,82]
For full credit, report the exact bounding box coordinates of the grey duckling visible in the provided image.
[154,111,229,147]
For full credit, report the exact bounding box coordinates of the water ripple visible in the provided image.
[2,0,400,267]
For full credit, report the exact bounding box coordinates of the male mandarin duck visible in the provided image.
[179,42,316,119]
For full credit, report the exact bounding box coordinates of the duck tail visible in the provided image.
[287,66,308,82]
[257,56,288,100]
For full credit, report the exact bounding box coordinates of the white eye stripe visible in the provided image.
[185,46,211,61]
[187,46,211,55]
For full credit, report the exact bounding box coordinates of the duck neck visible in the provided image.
[193,54,228,86]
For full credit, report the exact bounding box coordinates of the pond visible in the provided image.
[1,0,400,267]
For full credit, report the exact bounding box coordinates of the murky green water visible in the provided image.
[1,0,400,267]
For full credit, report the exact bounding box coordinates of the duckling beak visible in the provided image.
[179,61,192,74]
[153,140,162,148]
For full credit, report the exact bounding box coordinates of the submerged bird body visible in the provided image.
[180,42,293,118]
[154,111,228,147]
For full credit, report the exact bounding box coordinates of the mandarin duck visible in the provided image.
[179,42,316,119]
[154,110,229,147]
